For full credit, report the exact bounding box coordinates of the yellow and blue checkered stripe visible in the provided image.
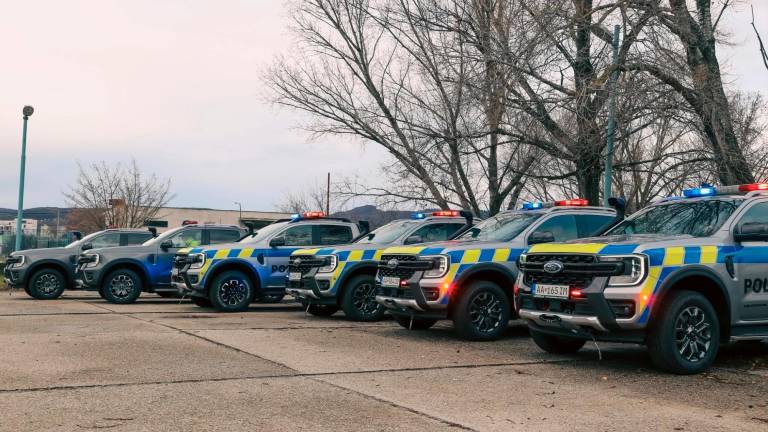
[183,247,297,285]
[383,245,526,304]
[291,247,385,293]
[527,242,738,324]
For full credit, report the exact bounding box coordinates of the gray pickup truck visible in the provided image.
[4,229,154,299]
[516,183,768,374]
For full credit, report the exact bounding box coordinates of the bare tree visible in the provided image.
[64,160,173,231]
[276,181,332,214]
[750,5,768,73]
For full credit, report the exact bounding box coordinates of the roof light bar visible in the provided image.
[303,211,326,218]
[521,198,588,210]
[432,210,460,217]
[672,183,768,200]
[411,212,426,219]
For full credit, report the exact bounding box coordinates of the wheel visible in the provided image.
[156,291,179,298]
[256,294,285,304]
[209,270,253,312]
[191,296,212,308]
[306,304,340,317]
[647,290,720,375]
[394,315,438,330]
[27,268,66,300]
[23,284,33,297]
[101,269,143,304]
[452,281,510,341]
[341,275,385,321]
[97,288,106,299]
[530,329,586,354]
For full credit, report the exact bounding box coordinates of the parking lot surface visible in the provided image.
[1,290,767,431]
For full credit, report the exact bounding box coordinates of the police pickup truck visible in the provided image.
[375,200,618,340]
[516,183,768,374]
[172,212,366,312]
[77,223,244,303]
[4,229,153,299]
[286,210,474,321]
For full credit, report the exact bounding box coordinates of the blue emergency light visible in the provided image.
[411,212,426,219]
[521,202,543,210]
[682,186,716,198]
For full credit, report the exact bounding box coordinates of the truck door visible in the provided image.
[731,201,768,321]
[265,225,313,287]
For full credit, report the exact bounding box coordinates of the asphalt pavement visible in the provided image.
[0,290,766,431]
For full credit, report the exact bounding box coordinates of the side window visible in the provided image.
[278,225,313,246]
[530,215,578,243]
[576,214,615,237]
[123,233,152,245]
[315,225,353,245]
[90,232,122,248]
[209,229,241,245]
[411,223,466,243]
[169,229,203,248]
[738,202,768,226]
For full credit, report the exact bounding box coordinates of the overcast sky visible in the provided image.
[0,1,766,211]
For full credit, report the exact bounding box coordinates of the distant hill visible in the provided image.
[0,207,71,224]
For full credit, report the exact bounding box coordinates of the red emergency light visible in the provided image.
[433,210,460,217]
[303,211,326,218]
[555,199,589,207]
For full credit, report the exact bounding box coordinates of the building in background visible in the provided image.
[145,207,290,232]
[0,218,38,235]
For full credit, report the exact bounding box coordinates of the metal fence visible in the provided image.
[0,233,76,257]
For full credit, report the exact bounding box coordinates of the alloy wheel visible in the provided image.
[109,274,135,298]
[352,282,380,316]
[674,306,712,363]
[468,291,503,334]
[36,273,60,294]
[218,278,248,307]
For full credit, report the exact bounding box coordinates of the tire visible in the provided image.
[101,269,143,304]
[97,288,107,299]
[156,291,180,299]
[191,296,212,308]
[530,329,586,354]
[306,304,340,317]
[208,270,253,312]
[452,281,511,341]
[341,275,385,321]
[647,290,720,375]
[394,315,438,330]
[256,294,285,304]
[23,285,33,297]
[27,268,67,300]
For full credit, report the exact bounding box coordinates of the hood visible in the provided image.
[382,238,522,255]
[527,234,693,254]
[178,241,244,255]
[87,244,153,255]
[12,247,71,259]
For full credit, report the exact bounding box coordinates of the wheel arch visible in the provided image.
[27,260,73,288]
[203,259,262,296]
[653,266,731,341]
[449,263,517,316]
[100,259,151,291]
[334,262,378,304]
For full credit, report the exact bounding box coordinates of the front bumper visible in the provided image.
[375,277,448,319]
[172,266,206,298]
[75,265,104,290]
[286,267,337,305]
[3,264,27,287]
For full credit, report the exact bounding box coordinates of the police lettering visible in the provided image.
[271,265,288,273]
[744,278,768,294]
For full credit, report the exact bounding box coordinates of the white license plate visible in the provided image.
[289,272,302,281]
[533,284,569,299]
[381,276,401,288]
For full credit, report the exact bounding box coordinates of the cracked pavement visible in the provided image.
[1,291,767,431]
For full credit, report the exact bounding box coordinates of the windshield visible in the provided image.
[458,212,541,242]
[606,198,743,237]
[355,220,419,244]
[238,221,289,244]
[142,226,184,246]
[64,232,101,249]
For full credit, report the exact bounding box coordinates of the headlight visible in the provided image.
[317,255,338,273]
[423,255,449,278]
[9,255,26,268]
[83,254,100,268]
[517,253,527,266]
[189,253,205,269]
[603,255,646,286]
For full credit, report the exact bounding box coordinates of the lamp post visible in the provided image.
[234,201,242,225]
[15,106,34,252]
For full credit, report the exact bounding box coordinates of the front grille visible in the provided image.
[173,254,189,268]
[377,286,416,299]
[288,256,328,274]
[519,294,596,316]
[378,254,433,279]
[6,256,22,265]
[520,253,623,289]
[77,255,97,265]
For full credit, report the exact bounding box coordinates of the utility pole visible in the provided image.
[15,106,34,252]
[234,201,242,225]
[603,25,621,207]
[326,172,330,215]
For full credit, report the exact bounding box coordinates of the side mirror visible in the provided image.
[734,222,768,242]
[528,231,555,245]
[404,235,423,245]
[269,237,286,248]
[160,240,174,251]
[81,242,93,251]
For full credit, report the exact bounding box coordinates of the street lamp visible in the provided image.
[15,106,34,251]
[234,201,242,225]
